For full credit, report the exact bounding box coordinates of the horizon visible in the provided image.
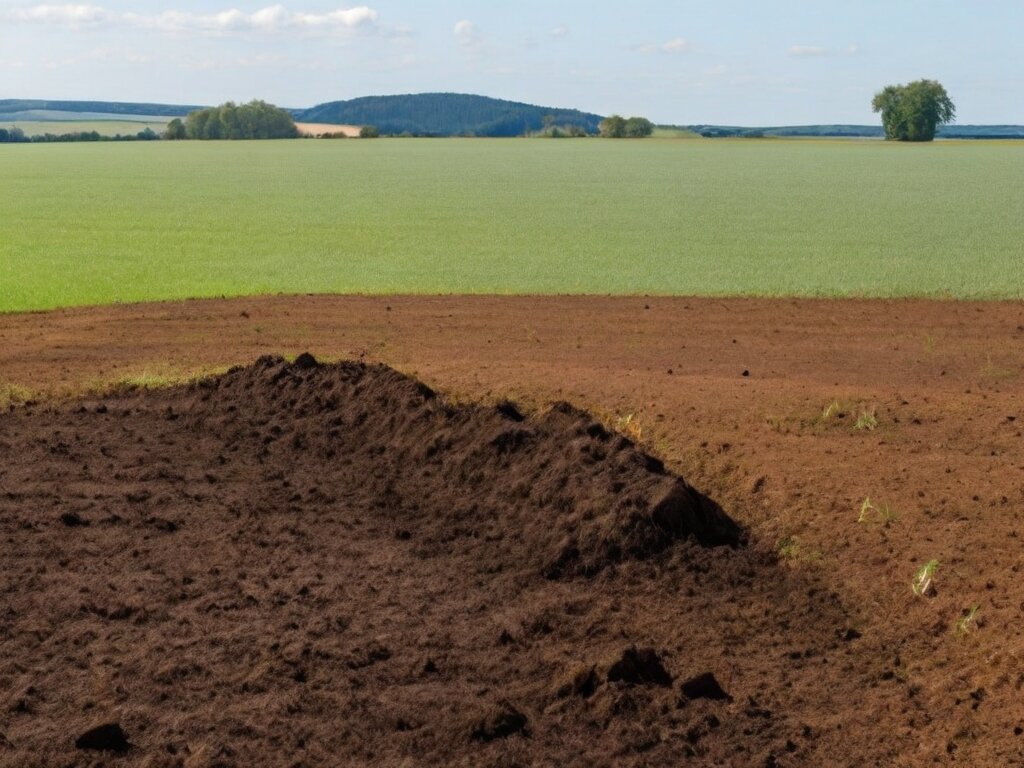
[1,1,1022,125]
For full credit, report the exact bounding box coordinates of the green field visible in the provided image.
[5,119,171,137]
[1,138,1022,312]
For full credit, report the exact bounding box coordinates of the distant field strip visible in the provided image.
[4,119,171,137]
[1,110,173,137]
[1,138,1023,312]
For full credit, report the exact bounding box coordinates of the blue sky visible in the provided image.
[1,0,1021,124]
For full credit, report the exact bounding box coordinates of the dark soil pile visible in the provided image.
[0,356,900,766]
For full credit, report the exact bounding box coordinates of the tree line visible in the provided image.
[165,100,300,140]
[598,116,655,138]
[0,127,160,143]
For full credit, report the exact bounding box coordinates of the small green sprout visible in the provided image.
[912,559,939,597]
[858,497,898,525]
[955,606,981,636]
[822,400,841,420]
[858,497,877,524]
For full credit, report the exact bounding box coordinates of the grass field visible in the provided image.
[1,138,1022,312]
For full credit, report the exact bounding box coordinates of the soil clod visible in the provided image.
[680,673,731,702]
[74,723,130,753]
[292,352,320,370]
[59,511,88,527]
[607,647,673,687]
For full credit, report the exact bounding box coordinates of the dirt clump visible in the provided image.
[680,672,731,702]
[0,355,899,765]
[75,722,130,753]
[606,647,673,687]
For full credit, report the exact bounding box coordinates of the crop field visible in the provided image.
[4,118,172,137]
[1,138,1023,313]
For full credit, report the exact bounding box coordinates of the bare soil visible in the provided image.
[1,295,1023,766]
[294,123,362,138]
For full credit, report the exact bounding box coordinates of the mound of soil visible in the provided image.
[0,356,895,766]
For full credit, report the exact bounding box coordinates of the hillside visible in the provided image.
[5,97,1021,139]
[296,93,604,137]
[0,99,201,118]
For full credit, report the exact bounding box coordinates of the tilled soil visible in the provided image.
[3,355,894,766]
[1,295,1024,766]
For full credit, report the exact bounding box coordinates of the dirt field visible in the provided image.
[294,122,362,138]
[2,295,1023,766]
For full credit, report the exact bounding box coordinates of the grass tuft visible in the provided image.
[955,606,981,636]
[854,408,879,431]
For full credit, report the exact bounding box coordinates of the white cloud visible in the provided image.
[634,38,694,55]
[6,4,111,24]
[661,37,692,54]
[788,44,860,57]
[550,25,569,38]
[453,19,481,48]
[788,45,827,56]
[3,4,379,36]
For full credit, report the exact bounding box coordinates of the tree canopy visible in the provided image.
[184,101,299,140]
[872,80,955,142]
[599,115,654,138]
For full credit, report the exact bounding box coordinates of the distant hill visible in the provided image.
[688,124,1024,139]
[5,97,1021,139]
[0,99,202,118]
[296,93,604,137]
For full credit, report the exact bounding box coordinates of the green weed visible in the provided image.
[858,497,899,525]
[777,536,822,565]
[955,605,981,636]
[854,408,879,431]
[0,381,33,408]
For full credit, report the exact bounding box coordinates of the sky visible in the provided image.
[1,0,1022,125]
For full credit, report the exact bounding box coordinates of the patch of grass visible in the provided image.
[854,408,879,431]
[954,605,981,636]
[100,365,232,394]
[3,139,1024,313]
[0,381,33,408]
[777,536,822,566]
[858,497,899,525]
[615,413,644,443]
[822,400,842,420]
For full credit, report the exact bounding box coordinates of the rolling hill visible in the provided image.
[295,93,604,137]
[0,99,201,119]
[3,96,1022,139]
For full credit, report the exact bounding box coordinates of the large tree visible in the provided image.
[872,80,955,142]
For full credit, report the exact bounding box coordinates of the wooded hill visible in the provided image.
[295,93,604,136]
[0,99,201,117]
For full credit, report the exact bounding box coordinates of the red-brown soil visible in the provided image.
[1,295,1023,766]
